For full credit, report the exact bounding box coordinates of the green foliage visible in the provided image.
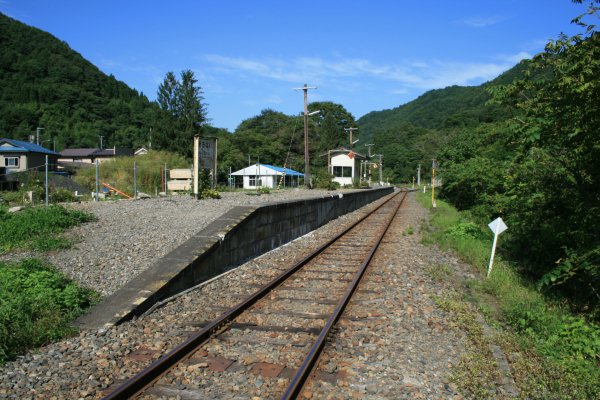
[419,192,600,398]
[0,259,99,364]
[0,205,95,253]
[311,168,339,190]
[73,150,189,195]
[50,188,79,203]
[200,189,221,199]
[0,13,158,149]
[155,70,207,156]
[432,3,600,316]
[256,186,271,195]
[445,222,487,241]
[198,168,221,198]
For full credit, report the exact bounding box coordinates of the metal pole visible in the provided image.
[213,138,218,189]
[417,164,421,186]
[133,161,137,200]
[164,163,168,194]
[193,135,200,199]
[303,89,309,188]
[95,159,99,202]
[45,155,49,206]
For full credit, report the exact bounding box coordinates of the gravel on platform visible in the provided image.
[0,189,349,297]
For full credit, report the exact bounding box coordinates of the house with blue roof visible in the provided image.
[0,138,60,174]
[231,163,304,189]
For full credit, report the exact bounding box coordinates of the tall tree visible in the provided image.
[155,70,207,156]
[156,71,178,114]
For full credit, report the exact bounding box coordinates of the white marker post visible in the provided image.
[487,217,508,278]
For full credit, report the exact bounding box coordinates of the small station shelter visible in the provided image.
[231,164,304,189]
[324,148,367,186]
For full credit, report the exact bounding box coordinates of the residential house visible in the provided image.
[324,148,367,186]
[58,147,134,165]
[0,138,59,173]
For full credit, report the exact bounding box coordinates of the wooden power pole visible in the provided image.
[294,84,317,188]
[344,127,358,149]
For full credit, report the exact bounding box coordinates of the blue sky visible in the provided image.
[0,0,587,132]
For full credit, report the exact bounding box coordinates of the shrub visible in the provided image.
[256,186,271,194]
[201,189,221,199]
[0,205,95,253]
[50,188,79,203]
[0,259,99,364]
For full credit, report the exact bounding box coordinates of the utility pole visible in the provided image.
[36,127,44,146]
[365,144,374,184]
[293,84,317,188]
[344,127,358,149]
[417,164,421,186]
[99,135,104,149]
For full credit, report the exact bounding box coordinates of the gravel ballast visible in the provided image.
[1,189,351,297]
[0,191,513,399]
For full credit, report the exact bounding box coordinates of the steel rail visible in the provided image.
[102,190,402,400]
[280,190,407,400]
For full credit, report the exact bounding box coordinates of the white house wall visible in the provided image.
[330,153,359,186]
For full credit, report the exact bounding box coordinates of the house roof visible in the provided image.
[60,148,133,157]
[321,147,367,159]
[0,138,59,155]
[231,163,304,177]
[60,148,99,157]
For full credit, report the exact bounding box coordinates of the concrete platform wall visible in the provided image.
[76,187,393,329]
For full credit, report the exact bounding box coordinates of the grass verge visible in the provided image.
[417,191,600,399]
[0,259,100,365]
[0,205,96,253]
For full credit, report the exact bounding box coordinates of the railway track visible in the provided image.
[103,189,407,399]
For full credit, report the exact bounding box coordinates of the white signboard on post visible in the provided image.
[487,217,508,277]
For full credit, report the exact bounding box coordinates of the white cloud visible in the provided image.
[458,15,505,28]
[203,54,514,91]
[497,51,533,64]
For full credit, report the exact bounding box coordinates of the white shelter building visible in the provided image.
[231,164,304,189]
[325,148,367,186]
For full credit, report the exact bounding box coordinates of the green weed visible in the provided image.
[418,192,600,398]
[0,259,99,364]
[0,205,95,253]
[425,263,453,281]
[402,226,415,236]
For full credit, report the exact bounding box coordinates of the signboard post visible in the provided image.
[487,217,508,278]
[200,138,218,189]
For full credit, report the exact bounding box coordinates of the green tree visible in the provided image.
[307,101,356,152]
[155,70,208,156]
[490,1,599,311]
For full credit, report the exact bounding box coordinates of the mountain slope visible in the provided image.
[355,61,529,181]
[0,13,157,149]
[357,61,529,145]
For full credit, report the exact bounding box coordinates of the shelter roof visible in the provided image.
[231,163,304,177]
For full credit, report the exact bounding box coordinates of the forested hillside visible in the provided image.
[356,62,529,182]
[0,13,156,150]
[443,4,599,318]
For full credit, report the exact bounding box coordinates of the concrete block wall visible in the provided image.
[76,187,393,330]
